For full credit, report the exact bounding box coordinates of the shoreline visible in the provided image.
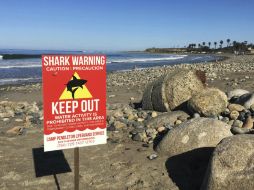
[0,53,227,86]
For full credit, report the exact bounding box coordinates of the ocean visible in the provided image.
[0,49,222,85]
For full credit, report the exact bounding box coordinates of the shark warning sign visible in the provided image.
[42,55,107,151]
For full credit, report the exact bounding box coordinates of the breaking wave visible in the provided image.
[107,55,187,64]
[0,77,41,85]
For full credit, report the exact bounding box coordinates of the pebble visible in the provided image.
[221,117,229,123]
[228,104,245,112]
[147,153,158,160]
[174,120,182,125]
[6,126,24,135]
[3,118,10,122]
[157,126,166,133]
[113,121,127,129]
[109,95,116,98]
[137,118,145,122]
[132,132,147,142]
[242,116,254,129]
[232,120,243,128]
[151,111,158,118]
[15,118,23,122]
[250,104,254,112]
[230,111,239,120]
[228,120,234,126]
[222,108,230,115]
[193,113,200,118]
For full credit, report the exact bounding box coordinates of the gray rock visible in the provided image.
[201,135,254,190]
[156,118,232,157]
[188,88,228,117]
[146,111,190,129]
[227,89,249,100]
[193,113,200,118]
[231,126,254,134]
[142,70,205,111]
[232,120,243,128]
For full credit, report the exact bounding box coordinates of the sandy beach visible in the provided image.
[1,54,254,190]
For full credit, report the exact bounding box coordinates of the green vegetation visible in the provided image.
[145,39,254,54]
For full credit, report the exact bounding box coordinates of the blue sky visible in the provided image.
[0,0,253,51]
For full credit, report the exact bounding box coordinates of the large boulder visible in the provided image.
[234,92,254,109]
[188,88,228,117]
[156,118,232,157]
[142,70,205,112]
[201,135,254,190]
[227,89,249,101]
[146,111,190,129]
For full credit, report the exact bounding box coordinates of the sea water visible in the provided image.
[0,49,221,85]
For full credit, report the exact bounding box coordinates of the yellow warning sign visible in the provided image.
[59,72,92,100]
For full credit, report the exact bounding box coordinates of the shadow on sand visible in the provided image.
[32,147,71,190]
[165,147,214,190]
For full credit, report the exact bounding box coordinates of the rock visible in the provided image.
[231,126,254,134]
[201,135,254,190]
[130,97,135,101]
[193,113,200,118]
[113,110,124,118]
[127,113,135,120]
[15,118,23,122]
[229,110,239,120]
[157,126,166,133]
[242,116,254,129]
[109,94,116,98]
[221,117,229,123]
[6,126,24,135]
[137,118,144,122]
[147,153,158,160]
[156,118,232,157]
[227,89,249,100]
[174,120,182,125]
[142,70,205,111]
[146,111,190,129]
[234,93,254,109]
[113,121,127,129]
[188,88,228,117]
[228,104,245,112]
[0,111,15,118]
[132,132,147,142]
[3,118,10,122]
[250,104,254,112]
[227,120,234,126]
[142,81,155,110]
[145,128,157,139]
[232,120,243,128]
[151,111,158,118]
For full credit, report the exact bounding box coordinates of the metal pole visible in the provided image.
[74,147,79,190]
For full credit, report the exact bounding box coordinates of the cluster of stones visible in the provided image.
[0,101,43,136]
[107,55,254,89]
[107,69,254,190]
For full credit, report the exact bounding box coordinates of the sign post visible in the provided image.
[74,147,79,190]
[42,55,107,189]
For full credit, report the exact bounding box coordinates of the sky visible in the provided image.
[0,0,253,51]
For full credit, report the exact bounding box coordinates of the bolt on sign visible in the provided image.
[42,55,107,151]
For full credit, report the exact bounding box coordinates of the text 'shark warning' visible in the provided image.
[42,55,107,151]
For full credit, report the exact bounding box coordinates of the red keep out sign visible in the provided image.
[42,55,107,151]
